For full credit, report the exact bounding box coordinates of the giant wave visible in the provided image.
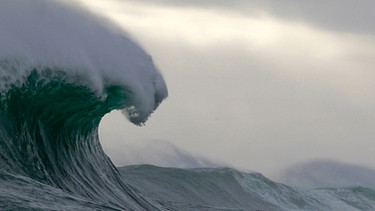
[2,1,374,211]
[0,0,166,210]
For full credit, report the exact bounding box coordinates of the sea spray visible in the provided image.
[0,0,167,210]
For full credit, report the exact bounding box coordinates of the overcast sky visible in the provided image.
[78,0,375,179]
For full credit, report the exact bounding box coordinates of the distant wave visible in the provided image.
[120,164,375,211]
[277,160,375,189]
[0,0,166,210]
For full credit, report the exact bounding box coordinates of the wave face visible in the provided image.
[120,165,375,211]
[0,0,167,210]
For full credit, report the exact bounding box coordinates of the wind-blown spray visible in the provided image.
[0,0,167,210]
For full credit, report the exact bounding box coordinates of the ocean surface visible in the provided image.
[120,165,375,211]
[1,1,374,210]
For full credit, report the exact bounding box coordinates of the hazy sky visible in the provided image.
[78,0,375,178]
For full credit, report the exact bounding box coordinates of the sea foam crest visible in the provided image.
[0,0,167,124]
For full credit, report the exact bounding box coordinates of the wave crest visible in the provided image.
[0,0,167,209]
[0,0,167,125]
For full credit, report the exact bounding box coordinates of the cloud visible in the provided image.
[277,160,375,188]
[113,0,375,34]
[108,0,250,10]
[257,0,375,34]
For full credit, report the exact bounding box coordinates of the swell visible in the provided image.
[0,68,160,210]
[120,165,375,211]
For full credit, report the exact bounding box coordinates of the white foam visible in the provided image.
[0,0,168,124]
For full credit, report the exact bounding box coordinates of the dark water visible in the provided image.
[0,68,160,210]
[0,0,168,209]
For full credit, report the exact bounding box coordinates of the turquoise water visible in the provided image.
[0,68,159,210]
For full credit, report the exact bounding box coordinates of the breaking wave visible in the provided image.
[0,0,167,210]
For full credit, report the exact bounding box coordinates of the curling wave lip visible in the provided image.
[0,0,167,210]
